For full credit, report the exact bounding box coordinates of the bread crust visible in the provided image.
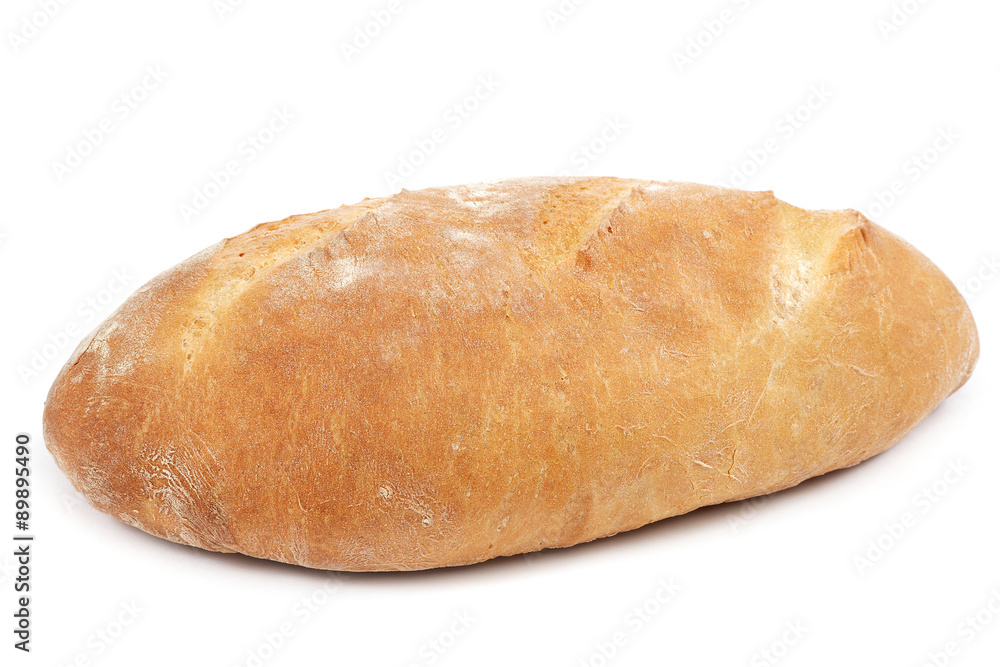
[43,177,979,571]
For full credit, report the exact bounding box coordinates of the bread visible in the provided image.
[42,177,979,571]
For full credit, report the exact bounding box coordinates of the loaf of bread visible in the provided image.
[43,177,978,571]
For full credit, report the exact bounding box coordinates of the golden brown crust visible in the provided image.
[43,177,979,571]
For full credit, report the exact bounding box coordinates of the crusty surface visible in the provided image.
[43,177,979,571]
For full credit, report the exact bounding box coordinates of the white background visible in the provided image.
[2,1,998,665]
